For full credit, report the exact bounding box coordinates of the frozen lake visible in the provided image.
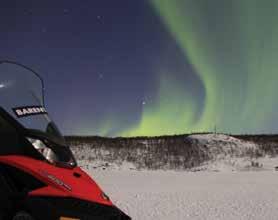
[90,170,278,220]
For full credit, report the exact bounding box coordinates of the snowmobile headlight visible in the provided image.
[27,137,58,164]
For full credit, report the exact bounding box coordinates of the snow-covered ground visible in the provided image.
[90,170,278,220]
[72,133,268,171]
[74,133,278,219]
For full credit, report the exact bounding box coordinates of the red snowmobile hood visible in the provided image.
[0,155,113,207]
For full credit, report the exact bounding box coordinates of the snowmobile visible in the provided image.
[0,61,131,220]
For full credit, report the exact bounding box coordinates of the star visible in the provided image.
[41,27,47,33]
[63,9,70,14]
[98,73,104,80]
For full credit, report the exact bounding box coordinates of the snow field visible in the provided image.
[89,170,278,220]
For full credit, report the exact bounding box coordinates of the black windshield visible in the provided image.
[0,61,64,143]
[0,61,76,167]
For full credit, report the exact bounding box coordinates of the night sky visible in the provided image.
[1,0,278,136]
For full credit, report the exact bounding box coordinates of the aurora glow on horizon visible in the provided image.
[120,0,278,137]
[2,1,278,137]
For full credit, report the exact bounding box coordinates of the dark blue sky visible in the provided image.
[3,0,276,136]
[0,0,202,136]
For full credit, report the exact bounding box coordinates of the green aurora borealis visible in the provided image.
[122,0,278,136]
[9,1,278,137]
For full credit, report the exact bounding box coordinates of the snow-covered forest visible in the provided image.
[68,133,278,172]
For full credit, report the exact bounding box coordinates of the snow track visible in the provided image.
[90,170,278,220]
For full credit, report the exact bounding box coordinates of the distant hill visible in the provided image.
[66,133,278,171]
